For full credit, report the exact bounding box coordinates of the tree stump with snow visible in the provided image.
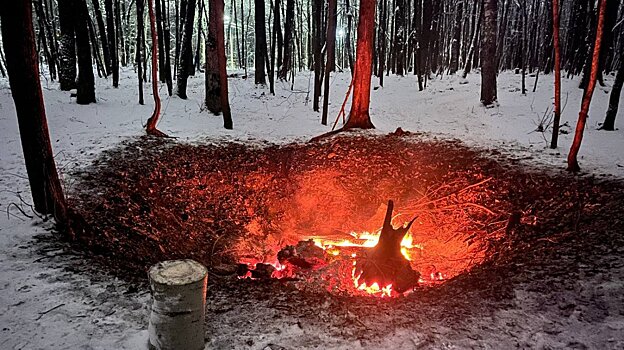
[148,259,208,350]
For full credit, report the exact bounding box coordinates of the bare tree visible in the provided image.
[321,0,337,125]
[567,0,607,172]
[58,0,77,91]
[146,0,167,137]
[254,0,268,85]
[550,0,562,148]
[480,0,498,106]
[176,0,196,98]
[75,0,96,104]
[344,0,375,129]
[0,0,68,224]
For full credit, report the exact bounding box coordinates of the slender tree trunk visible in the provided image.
[268,0,280,94]
[33,0,58,80]
[88,17,106,78]
[462,0,481,78]
[92,0,111,73]
[378,0,387,86]
[75,0,96,104]
[480,0,497,106]
[205,0,221,113]
[214,0,233,129]
[154,0,165,81]
[146,0,167,136]
[344,0,375,129]
[161,0,173,95]
[278,0,294,79]
[195,0,205,71]
[254,0,267,84]
[137,0,145,104]
[550,0,561,148]
[321,0,337,125]
[240,0,247,76]
[0,0,68,224]
[176,0,196,98]
[58,0,77,91]
[312,0,322,111]
[567,0,607,172]
[449,1,463,74]
[345,0,354,74]
[115,0,125,67]
[105,0,119,87]
[600,27,624,131]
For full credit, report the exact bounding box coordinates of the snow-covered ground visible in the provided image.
[0,68,623,349]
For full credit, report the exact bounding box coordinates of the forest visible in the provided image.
[1,0,624,349]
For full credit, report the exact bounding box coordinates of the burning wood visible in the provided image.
[352,200,420,295]
[238,200,424,297]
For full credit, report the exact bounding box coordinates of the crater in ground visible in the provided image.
[64,132,624,347]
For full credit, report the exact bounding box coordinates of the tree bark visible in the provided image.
[550,0,562,148]
[278,0,294,80]
[75,0,96,104]
[58,0,77,91]
[146,0,167,137]
[215,0,234,129]
[344,0,375,129]
[449,1,463,74]
[567,0,607,172]
[600,26,624,131]
[148,260,208,350]
[160,0,173,95]
[92,0,111,74]
[254,0,267,84]
[105,0,119,87]
[0,0,68,224]
[480,0,498,106]
[205,0,222,113]
[312,0,322,111]
[137,0,145,104]
[321,0,337,125]
[176,0,196,98]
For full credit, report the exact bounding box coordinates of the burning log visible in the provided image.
[148,259,208,350]
[353,200,420,293]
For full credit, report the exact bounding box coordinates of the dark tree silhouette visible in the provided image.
[0,0,68,224]
[480,0,497,106]
[58,0,77,91]
[176,0,196,98]
[254,0,268,85]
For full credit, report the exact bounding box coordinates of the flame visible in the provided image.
[313,230,422,261]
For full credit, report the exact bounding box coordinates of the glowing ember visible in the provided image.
[310,229,427,297]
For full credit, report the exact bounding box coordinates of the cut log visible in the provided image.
[354,200,420,293]
[148,259,208,350]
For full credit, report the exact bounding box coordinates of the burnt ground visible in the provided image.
[58,132,624,349]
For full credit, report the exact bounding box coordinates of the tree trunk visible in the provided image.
[600,26,624,131]
[58,0,77,91]
[254,0,267,84]
[449,1,463,74]
[321,0,337,125]
[353,200,419,293]
[312,0,322,111]
[33,0,58,80]
[137,0,145,104]
[480,0,497,106]
[176,0,196,98]
[205,0,221,113]
[214,0,234,129]
[567,0,607,172]
[278,0,294,80]
[92,0,111,74]
[344,0,375,129]
[462,0,481,79]
[75,0,96,104]
[160,0,173,95]
[148,260,208,350]
[345,0,354,74]
[550,0,561,148]
[105,0,119,87]
[146,0,167,137]
[0,0,68,224]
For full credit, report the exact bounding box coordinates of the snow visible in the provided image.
[0,68,623,349]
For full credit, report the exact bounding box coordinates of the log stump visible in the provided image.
[148,259,208,350]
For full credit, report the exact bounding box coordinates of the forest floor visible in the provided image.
[1,69,624,349]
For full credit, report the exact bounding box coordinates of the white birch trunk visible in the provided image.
[148,259,208,350]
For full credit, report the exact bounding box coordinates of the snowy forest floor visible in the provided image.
[1,69,624,349]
